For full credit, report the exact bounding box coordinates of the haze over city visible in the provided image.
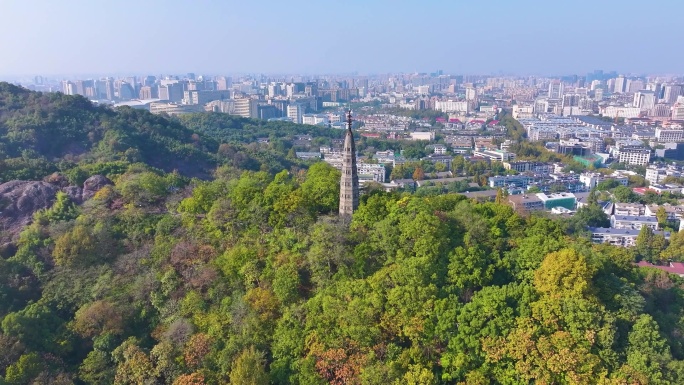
[2,0,684,78]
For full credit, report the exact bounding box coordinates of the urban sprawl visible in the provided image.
[17,71,684,272]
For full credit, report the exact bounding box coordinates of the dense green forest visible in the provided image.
[1,83,684,384]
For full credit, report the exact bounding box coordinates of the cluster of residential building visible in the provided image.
[587,201,684,247]
[504,189,680,248]
[489,161,637,192]
[518,114,684,166]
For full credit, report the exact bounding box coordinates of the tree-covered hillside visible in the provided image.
[0,83,339,184]
[0,83,221,182]
[0,84,684,384]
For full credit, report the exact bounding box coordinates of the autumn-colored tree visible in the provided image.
[113,341,156,385]
[245,287,280,322]
[183,333,211,369]
[173,372,205,385]
[72,300,124,338]
[313,346,368,385]
[488,325,603,384]
[412,167,425,181]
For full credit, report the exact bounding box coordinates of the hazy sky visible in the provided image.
[1,0,682,77]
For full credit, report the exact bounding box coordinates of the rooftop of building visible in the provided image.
[489,175,533,180]
[614,202,644,207]
[650,184,683,190]
[611,215,658,222]
[538,192,576,199]
[575,154,603,161]
[508,194,543,203]
[589,227,670,237]
[636,261,684,276]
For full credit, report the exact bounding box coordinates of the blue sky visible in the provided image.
[0,0,681,76]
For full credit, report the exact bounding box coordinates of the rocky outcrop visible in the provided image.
[82,175,113,200]
[0,175,114,242]
[0,181,59,241]
[63,186,84,204]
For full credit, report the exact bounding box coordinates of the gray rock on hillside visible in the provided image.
[0,175,114,243]
[63,186,84,204]
[0,181,59,241]
[82,175,113,200]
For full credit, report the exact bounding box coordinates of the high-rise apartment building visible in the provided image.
[159,82,184,102]
[614,75,626,93]
[233,98,260,118]
[215,76,232,91]
[61,81,75,95]
[271,99,289,117]
[465,86,477,101]
[633,91,656,110]
[257,105,277,120]
[646,82,662,98]
[548,81,563,99]
[104,78,115,100]
[287,104,303,124]
[594,88,604,101]
[139,86,155,99]
[117,81,135,100]
[285,83,296,97]
[562,94,579,107]
[627,79,644,93]
[72,80,85,96]
[663,85,683,104]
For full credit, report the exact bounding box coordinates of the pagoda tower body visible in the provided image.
[339,110,359,216]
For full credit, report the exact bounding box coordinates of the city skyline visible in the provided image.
[2,0,684,77]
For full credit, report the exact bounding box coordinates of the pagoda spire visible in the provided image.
[339,109,359,216]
